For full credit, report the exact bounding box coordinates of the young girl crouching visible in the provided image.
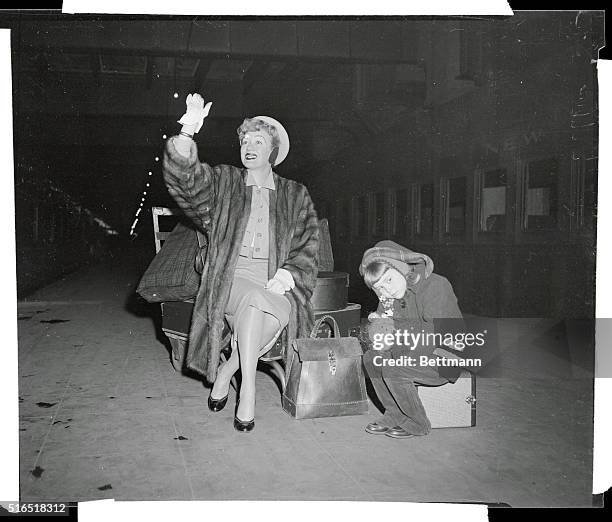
[359,240,462,438]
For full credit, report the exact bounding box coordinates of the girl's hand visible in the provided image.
[368,312,382,321]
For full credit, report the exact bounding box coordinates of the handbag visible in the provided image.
[136,222,206,303]
[282,315,369,419]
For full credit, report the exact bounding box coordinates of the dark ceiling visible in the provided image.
[4,15,453,233]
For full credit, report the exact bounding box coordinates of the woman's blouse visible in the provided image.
[239,170,274,259]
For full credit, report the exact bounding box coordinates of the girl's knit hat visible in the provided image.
[359,240,434,280]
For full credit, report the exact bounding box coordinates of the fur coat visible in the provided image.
[163,137,319,382]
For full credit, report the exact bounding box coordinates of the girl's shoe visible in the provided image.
[385,426,415,439]
[365,422,390,435]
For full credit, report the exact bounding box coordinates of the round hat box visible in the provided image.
[311,271,349,311]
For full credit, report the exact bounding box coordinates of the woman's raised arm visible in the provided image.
[162,93,215,233]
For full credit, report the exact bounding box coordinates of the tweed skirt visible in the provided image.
[224,256,291,333]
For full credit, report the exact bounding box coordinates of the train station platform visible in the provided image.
[15,247,595,507]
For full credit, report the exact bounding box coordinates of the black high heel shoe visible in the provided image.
[208,393,229,412]
[208,366,231,412]
[233,415,255,432]
[233,396,255,432]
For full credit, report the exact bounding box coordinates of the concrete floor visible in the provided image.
[16,250,594,506]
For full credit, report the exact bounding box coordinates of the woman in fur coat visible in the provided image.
[163,94,319,432]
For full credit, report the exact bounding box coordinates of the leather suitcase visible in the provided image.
[418,370,476,428]
[282,315,369,419]
[313,303,361,338]
[160,299,194,336]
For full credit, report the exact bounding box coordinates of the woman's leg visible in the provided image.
[234,306,281,421]
[210,346,239,400]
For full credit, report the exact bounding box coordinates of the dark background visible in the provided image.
[1,10,603,318]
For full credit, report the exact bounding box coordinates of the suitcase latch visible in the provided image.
[328,350,337,376]
[465,395,476,405]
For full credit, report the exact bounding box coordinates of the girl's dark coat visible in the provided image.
[163,138,319,382]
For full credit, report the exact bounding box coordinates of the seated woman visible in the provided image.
[359,240,462,439]
[163,94,319,432]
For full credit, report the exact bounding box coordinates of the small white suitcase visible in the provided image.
[418,370,476,428]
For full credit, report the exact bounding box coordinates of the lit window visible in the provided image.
[480,169,507,233]
[524,158,558,231]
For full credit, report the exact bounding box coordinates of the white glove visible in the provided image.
[272,268,295,291]
[265,268,295,295]
[265,279,285,295]
[177,93,212,134]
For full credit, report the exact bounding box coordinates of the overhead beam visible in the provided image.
[18,19,421,64]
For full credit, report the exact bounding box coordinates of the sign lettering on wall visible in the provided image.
[485,130,544,154]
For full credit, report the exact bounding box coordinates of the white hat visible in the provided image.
[253,115,290,166]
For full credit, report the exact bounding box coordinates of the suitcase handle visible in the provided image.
[310,314,341,339]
